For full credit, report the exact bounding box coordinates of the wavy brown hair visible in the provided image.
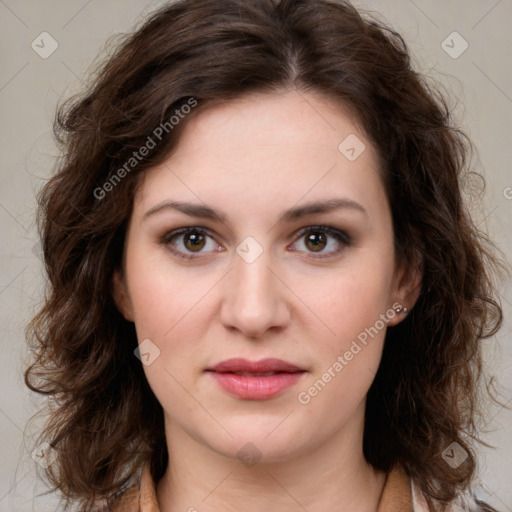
[25,0,505,510]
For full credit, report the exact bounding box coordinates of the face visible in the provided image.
[113,90,419,464]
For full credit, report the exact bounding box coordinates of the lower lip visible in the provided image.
[207,371,305,400]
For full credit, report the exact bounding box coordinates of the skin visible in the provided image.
[113,89,422,512]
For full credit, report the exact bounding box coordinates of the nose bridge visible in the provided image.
[220,244,288,337]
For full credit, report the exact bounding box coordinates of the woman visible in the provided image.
[25,0,505,510]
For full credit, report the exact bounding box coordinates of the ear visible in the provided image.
[387,251,423,327]
[111,269,135,322]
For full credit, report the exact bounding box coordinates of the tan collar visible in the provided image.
[378,465,414,512]
[111,461,413,512]
[109,462,158,512]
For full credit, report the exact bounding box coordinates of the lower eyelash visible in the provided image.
[161,225,351,260]
[160,227,212,260]
[294,225,351,258]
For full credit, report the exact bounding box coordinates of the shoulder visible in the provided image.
[411,479,501,512]
[93,465,148,512]
[108,484,141,512]
[102,460,158,511]
[93,482,140,512]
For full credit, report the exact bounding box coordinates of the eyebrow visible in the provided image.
[143,197,367,224]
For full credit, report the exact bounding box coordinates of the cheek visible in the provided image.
[295,280,390,418]
[124,239,209,339]
[293,250,395,399]
[299,257,394,349]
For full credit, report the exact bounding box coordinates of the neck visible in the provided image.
[156,403,386,512]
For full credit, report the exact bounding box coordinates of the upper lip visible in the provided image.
[206,358,304,373]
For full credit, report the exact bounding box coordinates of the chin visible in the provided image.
[205,422,314,465]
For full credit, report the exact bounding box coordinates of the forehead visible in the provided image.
[133,90,387,222]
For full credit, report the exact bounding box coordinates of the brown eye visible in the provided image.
[182,231,206,252]
[161,227,219,260]
[291,226,351,259]
[304,232,328,252]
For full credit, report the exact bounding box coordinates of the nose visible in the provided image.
[219,249,291,339]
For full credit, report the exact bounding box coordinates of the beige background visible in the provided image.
[0,1,511,510]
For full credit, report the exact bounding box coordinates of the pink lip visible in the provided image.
[205,358,306,400]
[206,357,303,373]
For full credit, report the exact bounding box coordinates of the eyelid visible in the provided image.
[160,224,351,260]
[160,226,220,261]
[293,225,351,246]
[289,225,351,259]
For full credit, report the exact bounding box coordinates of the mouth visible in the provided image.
[206,370,302,376]
[205,357,305,374]
[205,358,306,400]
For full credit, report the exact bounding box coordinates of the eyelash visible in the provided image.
[160,225,351,261]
